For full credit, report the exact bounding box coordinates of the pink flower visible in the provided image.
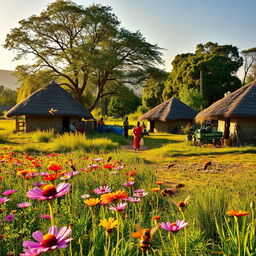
[5,214,15,222]
[160,220,188,232]
[122,181,134,186]
[32,182,44,187]
[114,166,124,170]
[2,190,15,196]
[20,248,41,256]
[0,197,9,204]
[134,191,148,198]
[87,164,99,169]
[26,183,71,201]
[134,189,145,193]
[91,157,102,162]
[109,203,127,211]
[125,197,141,203]
[17,202,31,208]
[40,214,52,219]
[93,186,111,194]
[22,226,73,253]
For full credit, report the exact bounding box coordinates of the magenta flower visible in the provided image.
[91,157,102,162]
[134,191,148,198]
[60,175,71,180]
[2,190,15,196]
[122,181,134,186]
[5,214,15,222]
[32,182,44,187]
[0,197,9,204]
[93,186,111,194]
[20,248,41,256]
[160,220,188,232]
[23,226,73,253]
[87,164,99,169]
[109,203,127,211]
[18,202,32,208]
[26,183,71,201]
[40,214,52,220]
[125,197,141,203]
[134,189,145,193]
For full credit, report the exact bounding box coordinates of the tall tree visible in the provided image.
[241,47,256,85]
[0,86,17,106]
[163,42,243,107]
[4,0,163,110]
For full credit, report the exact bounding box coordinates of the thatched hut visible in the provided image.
[138,97,197,133]
[6,81,94,133]
[195,80,256,144]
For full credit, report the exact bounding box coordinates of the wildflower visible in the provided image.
[81,194,90,200]
[60,175,71,180]
[93,186,112,194]
[134,189,145,193]
[0,197,9,204]
[87,164,99,169]
[122,181,134,186]
[84,198,100,207]
[48,163,63,172]
[17,169,36,176]
[103,164,115,169]
[5,215,15,222]
[152,216,161,220]
[109,203,127,212]
[126,170,136,176]
[20,248,41,256]
[155,181,164,185]
[33,182,44,187]
[134,191,148,198]
[27,183,71,201]
[99,217,118,234]
[176,196,190,212]
[125,197,141,203]
[114,166,124,170]
[160,220,188,232]
[40,214,52,219]
[2,190,15,196]
[109,171,117,175]
[150,188,160,192]
[63,171,79,177]
[22,226,72,253]
[43,174,59,181]
[100,190,128,204]
[226,210,249,217]
[92,157,102,162]
[17,202,31,208]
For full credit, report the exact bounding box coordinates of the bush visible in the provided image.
[52,133,118,153]
[0,132,11,143]
[32,129,55,142]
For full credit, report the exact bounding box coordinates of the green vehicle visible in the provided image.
[192,126,223,147]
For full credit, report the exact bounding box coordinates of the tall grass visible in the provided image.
[52,133,118,153]
[0,132,11,143]
[32,129,55,142]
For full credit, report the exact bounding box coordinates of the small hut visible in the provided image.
[138,97,197,133]
[195,80,256,144]
[6,81,94,133]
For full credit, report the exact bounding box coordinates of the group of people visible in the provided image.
[69,120,86,134]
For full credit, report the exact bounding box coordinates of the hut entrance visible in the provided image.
[63,117,70,132]
[223,118,231,139]
[149,120,155,132]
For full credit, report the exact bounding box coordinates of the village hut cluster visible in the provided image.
[6,81,94,133]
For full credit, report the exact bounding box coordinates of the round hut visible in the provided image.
[138,97,197,133]
[6,81,94,133]
[195,80,256,144]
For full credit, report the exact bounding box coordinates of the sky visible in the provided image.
[1,0,256,75]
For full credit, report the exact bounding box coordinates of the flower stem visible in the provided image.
[106,234,111,256]
[235,216,241,256]
[59,249,65,256]
[48,200,55,226]
[115,210,120,256]
[181,212,187,256]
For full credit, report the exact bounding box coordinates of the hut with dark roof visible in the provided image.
[138,97,197,133]
[195,80,256,144]
[6,81,94,133]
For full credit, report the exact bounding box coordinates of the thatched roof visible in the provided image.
[6,81,94,119]
[196,80,256,123]
[138,97,197,122]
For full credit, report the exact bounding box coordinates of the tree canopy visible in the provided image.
[5,0,163,110]
[163,42,243,108]
[0,86,17,106]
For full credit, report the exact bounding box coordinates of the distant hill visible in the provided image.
[0,70,19,90]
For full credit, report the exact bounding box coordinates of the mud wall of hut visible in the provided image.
[147,120,189,133]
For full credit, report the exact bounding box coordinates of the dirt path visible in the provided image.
[120,139,149,153]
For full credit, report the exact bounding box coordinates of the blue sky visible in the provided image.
[0,0,256,74]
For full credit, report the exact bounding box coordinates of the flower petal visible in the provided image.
[32,231,43,242]
[23,240,41,248]
[48,226,57,236]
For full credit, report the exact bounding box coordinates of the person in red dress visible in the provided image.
[133,121,143,151]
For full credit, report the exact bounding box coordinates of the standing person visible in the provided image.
[133,121,143,151]
[97,117,105,133]
[123,117,129,138]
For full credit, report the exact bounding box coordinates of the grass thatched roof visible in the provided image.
[6,81,94,119]
[138,97,197,122]
[196,80,256,123]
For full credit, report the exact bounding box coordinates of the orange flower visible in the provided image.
[152,216,161,220]
[126,170,136,176]
[17,169,36,176]
[151,187,160,192]
[43,174,59,181]
[48,163,63,172]
[100,190,128,204]
[155,181,164,185]
[131,231,142,238]
[226,210,249,217]
[103,164,115,169]
[128,177,135,181]
[84,198,100,207]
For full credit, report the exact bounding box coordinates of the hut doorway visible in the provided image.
[149,120,155,132]
[63,117,70,132]
[223,118,231,139]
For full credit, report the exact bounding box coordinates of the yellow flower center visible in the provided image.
[41,233,57,247]
[42,184,57,197]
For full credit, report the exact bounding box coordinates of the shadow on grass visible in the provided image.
[143,137,182,149]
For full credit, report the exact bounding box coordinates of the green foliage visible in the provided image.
[5,0,163,109]
[32,129,56,143]
[163,42,243,107]
[52,133,118,153]
[0,85,17,106]
[108,85,141,117]
[179,86,203,112]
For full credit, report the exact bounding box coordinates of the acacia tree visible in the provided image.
[4,0,163,110]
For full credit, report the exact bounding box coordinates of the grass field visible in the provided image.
[0,119,255,255]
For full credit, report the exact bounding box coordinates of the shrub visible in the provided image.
[33,129,55,142]
[52,133,118,153]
